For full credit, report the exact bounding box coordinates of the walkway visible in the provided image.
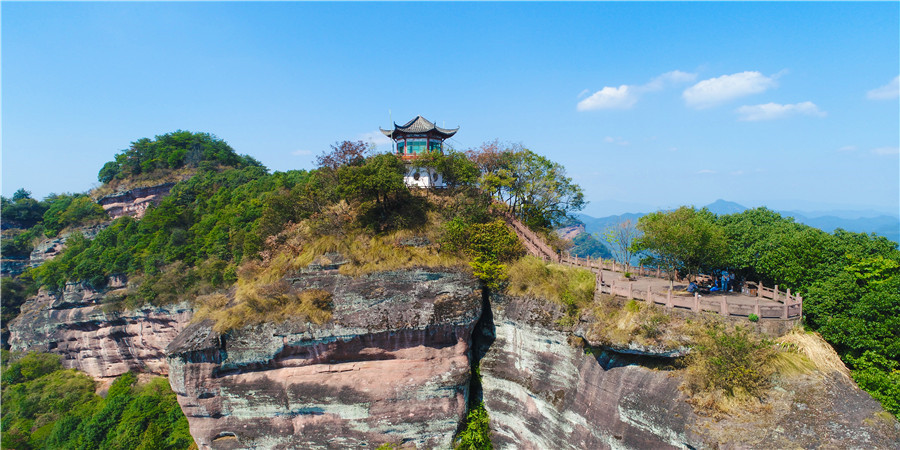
[499,211,802,320]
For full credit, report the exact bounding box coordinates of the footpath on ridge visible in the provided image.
[497,210,802,321]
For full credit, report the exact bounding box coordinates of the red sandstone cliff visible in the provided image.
[9,280,192,381]
[166,269,482,449]
[97,182,175,219]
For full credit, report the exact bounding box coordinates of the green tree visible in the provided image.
[473,145,585,229]
[416,149,480,188]
[633,206,728,286]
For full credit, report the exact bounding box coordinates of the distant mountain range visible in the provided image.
[575,199,900,244]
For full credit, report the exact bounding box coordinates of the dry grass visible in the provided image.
[192,285,333,333]
[259,207,469,281]
[506,256,595,306]
[775,327,850,378]
[587,298,691,350]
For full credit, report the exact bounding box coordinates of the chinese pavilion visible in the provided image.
[381,115,459,188]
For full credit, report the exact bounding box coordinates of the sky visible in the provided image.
[2,2,898,217]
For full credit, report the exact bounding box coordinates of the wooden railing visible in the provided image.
[499,210,802,320]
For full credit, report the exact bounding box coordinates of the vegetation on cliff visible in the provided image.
[94,130,262,195]
[0,352,192,450]
[630,206,900,417]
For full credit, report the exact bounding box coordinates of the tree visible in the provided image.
[415,149,480,188]
[602,219,639,267]
[12,188,31,202]
[633,206,728,286]
[337,153,408,229]
[316,140,370,170]
[472,144,585,229]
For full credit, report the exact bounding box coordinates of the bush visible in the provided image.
[443,218,524,287]
[684,324,775,399]
[454,402,492,450]
[748,313,759,322]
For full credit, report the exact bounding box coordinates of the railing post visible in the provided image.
[774,285,779,302]
[628,282,633,299]
[754,297,760,317]
[647,285,652,303]
[758,281,762,298]
[694,292,700,312]
[782,300,788,319]
[666,287,673,308]
[720,296,728,316]
[786,288,791,302]
[656,266,660,277]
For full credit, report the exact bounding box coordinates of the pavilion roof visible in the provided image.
[380,116,459,139]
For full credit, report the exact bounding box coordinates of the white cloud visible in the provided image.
[578,70,696,111]
[696,169,716,174]
[867,76,900,100]
[837,145,857,152]
[577,85,637,110]
[644,70,697,91]
[292,149,312,156]
[735,101,826,121]
[683,71,778,109]
[872,146,899,156]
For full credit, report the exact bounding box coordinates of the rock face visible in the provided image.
[8,281,192,380]
[477,294,701,449]
[167,269,482,449]
[476,294,900,449]
[98,182,175,219]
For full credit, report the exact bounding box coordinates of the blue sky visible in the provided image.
[3,2,898,217]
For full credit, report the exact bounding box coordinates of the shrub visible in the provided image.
[454,402,492,450]
[684,324,775,399]
[748,313,759,322]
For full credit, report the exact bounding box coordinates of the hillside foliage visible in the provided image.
[0,352,192,450]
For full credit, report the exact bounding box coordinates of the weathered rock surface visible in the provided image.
[477,294,701,449]
[9,281,192,380]
[167,269,482,449]
[98,182,175,219]
[478,294,900,449]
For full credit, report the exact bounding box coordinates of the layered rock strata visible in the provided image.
[9,281,192,380]
[476,295,701,449]
[98,182,175,219]
[167,269,482,449]
[477,294,900,449]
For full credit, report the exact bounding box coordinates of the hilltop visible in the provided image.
[2,132,899,448]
